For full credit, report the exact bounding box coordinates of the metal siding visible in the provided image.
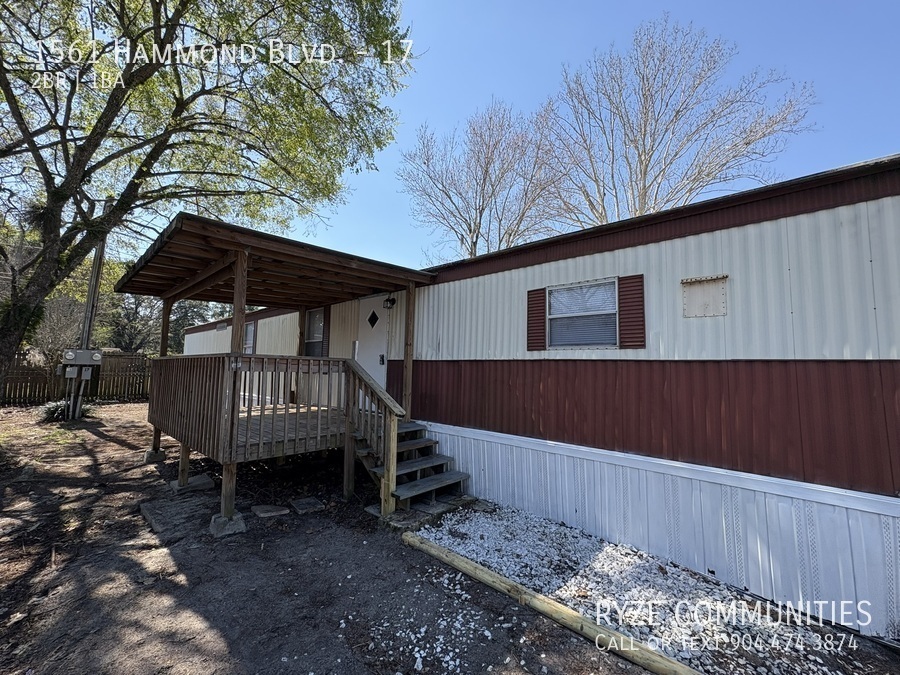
[430,160,900,284]
[787,203,880,359]
[327,300,359,358]
[664,231,727,360]
[868,197,900,359]
[721,219,795,359]
[387,291,407,361]
[426,421,900,635]
[414,197,897,361]
[255,312,299,355]
[403,359,899,496]
[183,326,231,354]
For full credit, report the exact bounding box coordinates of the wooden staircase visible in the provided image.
[343,359,468,516]
[354,421,469,511]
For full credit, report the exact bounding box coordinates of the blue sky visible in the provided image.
[297,1,900,269]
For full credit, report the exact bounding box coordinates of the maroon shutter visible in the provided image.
[618,274,645,349]
[526,288,547,351]
[321,305,331,357]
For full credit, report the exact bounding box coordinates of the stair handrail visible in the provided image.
[344,358,405,417]
[344,358,403,515]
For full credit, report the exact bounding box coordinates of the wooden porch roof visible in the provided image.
[114,212,434,308]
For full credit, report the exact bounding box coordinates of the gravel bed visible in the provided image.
[419,503,887,675]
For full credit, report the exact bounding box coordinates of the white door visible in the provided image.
[356,294,390,387]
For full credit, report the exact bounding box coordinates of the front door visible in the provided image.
[356,294,389,387]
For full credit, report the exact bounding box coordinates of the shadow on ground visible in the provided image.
[0,403,640,675]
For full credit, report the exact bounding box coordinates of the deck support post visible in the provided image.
[145,298,173,463]
[402,282,416,422]
[380,414,398,516]
[220,249,247,523]
[221,462,237,518]
[177,443,190,487]
[343,404,355,499]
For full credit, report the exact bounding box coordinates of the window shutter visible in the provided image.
[526,288,547,351]
[321,305,331,357]
[618,275,645,349]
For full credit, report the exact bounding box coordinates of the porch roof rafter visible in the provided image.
[115,212,434,309]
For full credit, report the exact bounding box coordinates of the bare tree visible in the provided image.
[398,101,564,261]
[546,15,815,228]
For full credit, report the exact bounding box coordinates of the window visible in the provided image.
[242,321,255,354]
[547,279,618,347]
[304,308,324,356]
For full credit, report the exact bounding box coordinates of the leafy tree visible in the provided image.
[0,0,409,387]
[398,100,564,261]
[545,14,814,227]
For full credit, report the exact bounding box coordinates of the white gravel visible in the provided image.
[419,503,872,675]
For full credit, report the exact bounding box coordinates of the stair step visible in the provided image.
[398,422,427,434]
[392,470,468,501]
[397,438,438,453]
[372,454,453,477]
[356,447,374,457]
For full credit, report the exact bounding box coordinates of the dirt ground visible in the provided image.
[0,403,648,675]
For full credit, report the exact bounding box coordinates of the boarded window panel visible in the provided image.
[549,314,618,346]
[526,288,547,351]
[549,282,616,315]
[618,274,646,349]
[682,276,727,318]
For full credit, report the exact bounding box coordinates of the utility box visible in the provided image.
[61,349,103,367]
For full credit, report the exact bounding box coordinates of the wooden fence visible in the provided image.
[1,351,151,406]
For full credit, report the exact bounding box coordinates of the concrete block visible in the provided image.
[251,504,290,518]
[209,512,247,538]
[140,493,217,544]
[143,449,166,464]
[290,497,325,515]
[169,473,215,494]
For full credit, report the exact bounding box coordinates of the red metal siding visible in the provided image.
[526,289,546,351]
[387,359,900,497]
[617,275,645,349]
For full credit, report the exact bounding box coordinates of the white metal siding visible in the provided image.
[387,291,407,360]
[413,196,900,361]
[328,300,359,358]
[256,312,299,355]
[183,325,231,354]
[427,422,900,636]
[868,197,900,359]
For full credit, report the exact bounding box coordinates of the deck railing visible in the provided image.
[150,354,406,514]
[344,358,405,515]
[149,354,232,457]
[231,355,347,462]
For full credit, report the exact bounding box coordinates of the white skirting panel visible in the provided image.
[424,422,900,637]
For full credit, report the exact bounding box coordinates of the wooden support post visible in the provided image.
[402,282,416,421]
[380,414,398,516]
[221,462,237,518]
[343,403,355,499]
[151,298,174,452]
[230,249,248,355]
[224,248,249,467]
[177,443,190,487]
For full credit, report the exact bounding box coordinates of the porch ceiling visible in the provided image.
[114,212,434,308]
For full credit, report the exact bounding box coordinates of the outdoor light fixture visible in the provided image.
[383,297,397,309]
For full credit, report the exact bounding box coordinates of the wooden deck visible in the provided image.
[233,404,345,462]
